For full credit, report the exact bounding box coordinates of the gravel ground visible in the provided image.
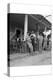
[10,51,52,67]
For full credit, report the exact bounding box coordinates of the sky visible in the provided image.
[45,15,52,23]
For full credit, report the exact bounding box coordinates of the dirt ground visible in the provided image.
[10,50,52,67]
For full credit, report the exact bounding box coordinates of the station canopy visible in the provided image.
[9,13,52,32]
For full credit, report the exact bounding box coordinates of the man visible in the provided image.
[30,31,36,38]
[30,31,36,52]
[43,28,50,50]
[26,32,33,54]
[43,35,48,50]
[37,32,43,52]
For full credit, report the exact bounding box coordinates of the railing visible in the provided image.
[9,39,51,54]
[10,40,28,54]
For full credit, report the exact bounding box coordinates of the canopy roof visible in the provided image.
[9,13,52,32]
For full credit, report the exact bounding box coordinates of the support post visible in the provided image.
[24,14,28,41]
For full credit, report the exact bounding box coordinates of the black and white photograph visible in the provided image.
[0,0,53,79]
[8,13,52,67]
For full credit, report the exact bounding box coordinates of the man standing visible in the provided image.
[37,32,43,52]
[26,32,33,54]
[43,35,48,50]
[30,31,36,52]
[43,28,49,50]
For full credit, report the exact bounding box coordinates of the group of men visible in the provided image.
[25,30,51,53]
